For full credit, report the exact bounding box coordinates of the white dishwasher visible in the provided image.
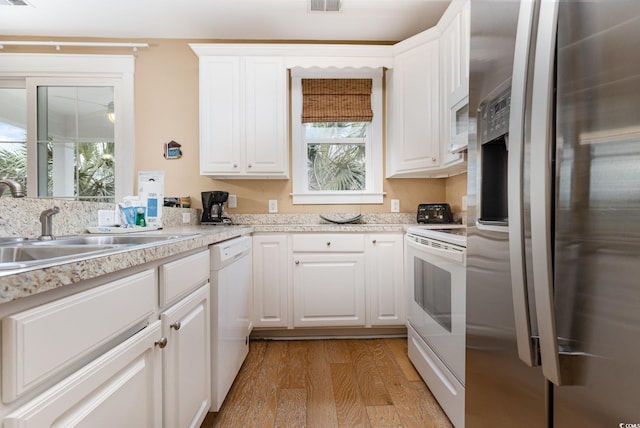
[209,235,252,411]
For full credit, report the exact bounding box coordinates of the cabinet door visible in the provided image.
[3,322,162,428]
[252,234,289,328]
[2,269,156,402]
[441,0,470,161]
[199,56,242,175]
[244,57,288,177]
[366,234,405,326]
[387,38,441,177]
[293,253,365,327]
[161,284,211,428]
[448,0,470,106]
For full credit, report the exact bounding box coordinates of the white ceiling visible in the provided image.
[0,0,451,42]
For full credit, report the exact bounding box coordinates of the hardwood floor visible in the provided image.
[200,338,454,428]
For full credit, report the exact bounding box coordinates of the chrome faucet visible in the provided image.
[39,206,60,240]
[0,178,25,198]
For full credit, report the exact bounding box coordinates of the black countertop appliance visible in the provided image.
[201,191,231,224]
[416,203,454,224]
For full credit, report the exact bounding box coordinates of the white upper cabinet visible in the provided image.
[441,0,470,108]
[192,46,288,178]
[386,30,441,178]
[440,0,471,161]
[386,0,469,178]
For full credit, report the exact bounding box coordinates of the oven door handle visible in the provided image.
[405,236,465,264]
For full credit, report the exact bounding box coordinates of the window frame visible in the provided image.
[291,68,384,205]
[0,54,135,201]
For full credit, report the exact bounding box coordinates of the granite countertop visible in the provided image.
[0,225,253,305]
[252,223,411,233]
[0,221,419,305]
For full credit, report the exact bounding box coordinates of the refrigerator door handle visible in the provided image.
[507,0,539,368]
[529,0,565,386]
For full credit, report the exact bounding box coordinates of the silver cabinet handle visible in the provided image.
[295,260,300,265]
[372,239,377,244]
[248,164,252,168]
[170,322,181,331]
[326,241,331,246]
[155,337,168,349]
[233,164,238,168]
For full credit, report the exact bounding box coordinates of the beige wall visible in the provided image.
[2,37,468,215]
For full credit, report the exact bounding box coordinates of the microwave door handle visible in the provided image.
[508,0,539,368]
[529,0,565,386]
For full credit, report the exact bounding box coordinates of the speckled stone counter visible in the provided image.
[0,225,252,304]
[0,206,440,305]
[251,223,410,233]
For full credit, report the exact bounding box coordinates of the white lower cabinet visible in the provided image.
[2,269,157,403]
[160,284,211,428]
[253,232,405,330]
[293,252,366,327]
[252,234,289,328]
[0,248,213,427]
[3,321,163,428]
[366,234,405,326]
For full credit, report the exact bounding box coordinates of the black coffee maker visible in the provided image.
[201,191,230,224]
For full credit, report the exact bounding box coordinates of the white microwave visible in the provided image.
[449,96,469,153]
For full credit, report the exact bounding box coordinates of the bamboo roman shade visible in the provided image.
[301,78,373,123]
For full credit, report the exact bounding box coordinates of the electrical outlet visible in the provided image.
[182,212,191,224]
[391,199,400,213]
[228,194,237,208]
[268,199,278,213]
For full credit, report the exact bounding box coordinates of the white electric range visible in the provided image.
[405,223,466,428]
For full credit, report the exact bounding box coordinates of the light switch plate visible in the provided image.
[228,194,237,208]
[462,195,468,211]
[391,199,400,213]
[268,200,278,213]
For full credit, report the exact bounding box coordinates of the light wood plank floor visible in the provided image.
[200,338,454,428]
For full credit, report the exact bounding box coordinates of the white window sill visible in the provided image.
[291,192,384,205]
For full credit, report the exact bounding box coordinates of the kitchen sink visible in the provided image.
[0,244,120,270]
[0,233,199,271]
[30,234,187,247]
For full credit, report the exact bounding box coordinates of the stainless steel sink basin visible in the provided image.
[0,244,120,270]
[30,234,186,247]
[0,233,199,272]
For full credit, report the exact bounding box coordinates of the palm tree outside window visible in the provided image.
[291,73,384,205]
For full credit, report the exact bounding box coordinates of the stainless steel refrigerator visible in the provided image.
[466,1,640,427]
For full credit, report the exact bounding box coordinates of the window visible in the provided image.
[0,84,27,193]
[0,54,135,201]
[291,69,383,204]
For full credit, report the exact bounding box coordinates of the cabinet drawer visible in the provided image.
[2,269,156,402]
[292,234,365,253]
[159,250,209,307]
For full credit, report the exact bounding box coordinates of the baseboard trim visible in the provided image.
[250,326,407,340]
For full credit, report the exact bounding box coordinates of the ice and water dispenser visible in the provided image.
[478,86,511,227]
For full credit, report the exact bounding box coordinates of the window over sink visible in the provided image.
[291,68,383,204]
[0,54,135,202]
